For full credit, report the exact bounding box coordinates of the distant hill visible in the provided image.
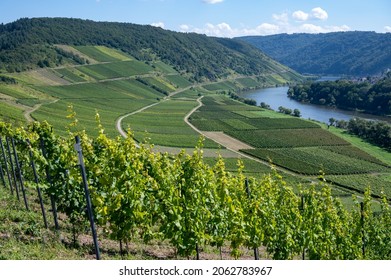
[238,32,391,76]
[0,17,298,81]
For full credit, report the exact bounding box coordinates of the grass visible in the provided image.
[73,46,132,62]
[36,79,165,100]
[0,102,26,125]
[0,83,46,99]
[228,128,349,148]
[203,81,239,92]
[323,124,391,166]
[122,99,221,148]
[0,184,266,260]
[0,186,83,260]
[141,76,176,93]
[233,109,291,118]
[242,147,390,176]
[236,77,260,88]
[33,98,155,138]
[165,75,192,88]
[326,173,391,198]
[75,60,154,80]
[172,89,201,100]
[152,61,178,74]
[33,78,168,137]
[53,68,89,83]
[95,46,133,61]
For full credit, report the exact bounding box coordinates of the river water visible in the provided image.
[240,86,390,124]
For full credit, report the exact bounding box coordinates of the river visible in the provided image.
[239,86,390,124]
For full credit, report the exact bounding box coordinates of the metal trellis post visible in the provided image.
[74,135,101,260]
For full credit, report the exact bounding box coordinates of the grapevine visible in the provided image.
[0,118,390,260]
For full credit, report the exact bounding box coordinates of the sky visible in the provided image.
[0,0,390,37]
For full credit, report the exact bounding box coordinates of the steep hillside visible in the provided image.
[238,32,391,76]
[0,18,298,81]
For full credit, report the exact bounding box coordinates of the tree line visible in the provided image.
[239,32,391,76]
[331,118,391,150]
[288,75,391,116]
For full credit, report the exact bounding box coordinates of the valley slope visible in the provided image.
[0,17,299,81]
[238,31,391,76]
[0,18,390,206]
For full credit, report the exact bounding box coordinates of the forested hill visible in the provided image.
[238,32,391,76]
[0,17,295,81]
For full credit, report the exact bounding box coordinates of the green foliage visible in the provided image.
[189,94,390,198]
[0,102,25,125]
[73,45,132,62]
[326,174,391,200]
[0,75,17,84]
[344,118,391,150]
[288,77,391,115]
[227,128,349,148]
[0,18,296,81]
[122,99,220,148]
[1,119,391,260]
[239,32,391,76]
[242,147,390,179]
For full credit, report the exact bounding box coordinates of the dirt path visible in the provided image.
[116,83,196,138]
[184,96,254,152]
[24,99,59,123]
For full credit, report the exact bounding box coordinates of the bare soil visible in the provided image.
[201,131,254,151]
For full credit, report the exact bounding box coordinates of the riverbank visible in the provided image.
[240,86,390,124]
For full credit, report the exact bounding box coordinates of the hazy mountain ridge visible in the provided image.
[238,31,391,76]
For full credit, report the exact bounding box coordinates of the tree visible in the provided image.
[293,109,301,117]
[278,106,293,115]
[260,102,271,109]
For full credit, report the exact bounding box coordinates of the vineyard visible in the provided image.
[189,94,391,198]
[0,118,390,260]
[1,43,391,260]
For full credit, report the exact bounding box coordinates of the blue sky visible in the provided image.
[1,0,390,37]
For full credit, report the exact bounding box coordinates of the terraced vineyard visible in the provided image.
[189,94,391,198]
[1,44,390,201]
[122,99,221,148]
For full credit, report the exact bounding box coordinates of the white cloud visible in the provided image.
[292,7,328,21]
[151,22,165,28]
[180,24,190,32]
[273,12,289,23]
[255,23,280,35]
[292,10,309,21]
[190,22,232,37]
[179,21,350,37]
[385,26,391,32]
[203,0,224,4]
[299,23,350,33]
[310,7,328,20]
[299,24,324,33]
[182,22,282,37]
[178,7,347,37]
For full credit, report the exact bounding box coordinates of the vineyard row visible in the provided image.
[0,117,390,260]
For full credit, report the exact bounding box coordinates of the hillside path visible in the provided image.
[183,96,253,151]
[24,99,59,123]
[116,101,162,138]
